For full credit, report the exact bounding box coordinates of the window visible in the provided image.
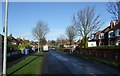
[108,40,114,45]
[116,29,120,36]
[119,29,120,36]
[100,33,104,39]
[116,41,120,45]
[108,30,114,38]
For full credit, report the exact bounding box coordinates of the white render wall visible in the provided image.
[115,29,120,37]
[88,42,97,47]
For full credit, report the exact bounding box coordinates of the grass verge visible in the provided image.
[7,52,44,75]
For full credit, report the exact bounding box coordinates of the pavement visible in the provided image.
[42,50,120,76]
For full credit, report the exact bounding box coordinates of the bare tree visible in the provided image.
[56,35,66,51]
[56,35,65,46]
[73,6,104,48]
[66,25,77,45]
[107,1,120,21]
[32,20,49,51]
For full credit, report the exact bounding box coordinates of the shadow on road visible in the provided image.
[30,54,44,57]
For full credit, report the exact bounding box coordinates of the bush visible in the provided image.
[59,44,64,51]
[25,44,32,50]
[86,45,120,50]
[7,44,19,52]
[18,43,26,54]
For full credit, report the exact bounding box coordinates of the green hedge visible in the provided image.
[7,44,19,52]
[86,45,120,50]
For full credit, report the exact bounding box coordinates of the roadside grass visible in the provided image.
[7,52,44,75]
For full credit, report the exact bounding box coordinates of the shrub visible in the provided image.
[86,45,120,50]
[7,44,19,52]
[18,43,26,54]
[59,44,64,51]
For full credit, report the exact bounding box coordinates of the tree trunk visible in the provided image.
[70,39,72,46]
[84,37,86,48]
[38,41,40,53]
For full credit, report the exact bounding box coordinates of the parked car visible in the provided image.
[52,47,55,51]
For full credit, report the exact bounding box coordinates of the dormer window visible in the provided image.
[99,33,104,39]
[108,30,114,38]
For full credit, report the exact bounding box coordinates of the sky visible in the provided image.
[0,2,113,41]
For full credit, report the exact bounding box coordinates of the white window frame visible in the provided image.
[115,29,120,37]
[99,33,104,39]
[108,30,114,38]
[116,40,120,45]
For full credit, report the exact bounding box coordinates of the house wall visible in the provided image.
[96,21,120,46]
[104,32,108,45]
[115,36,120,45]
[88,42,96,47]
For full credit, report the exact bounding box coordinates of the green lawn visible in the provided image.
[7,52,44,75]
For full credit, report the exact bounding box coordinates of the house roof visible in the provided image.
[75,40,81,45]
[96,31,102,35]
[102,21,120,33]
[8,36,19,44]
[64,39,70,45]
[102,21,115,33]
[30,41,38,45]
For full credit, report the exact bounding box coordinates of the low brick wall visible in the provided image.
[80,49,120,60]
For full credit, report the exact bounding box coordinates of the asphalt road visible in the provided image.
[42,50,120,75]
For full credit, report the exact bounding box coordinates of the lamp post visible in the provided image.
[3,0,8,75]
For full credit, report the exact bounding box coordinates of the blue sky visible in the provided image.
[1,2,112,41]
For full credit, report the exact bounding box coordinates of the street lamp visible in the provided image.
[3,0,8,75]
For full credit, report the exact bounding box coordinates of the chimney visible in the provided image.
[110,21,114,29]
[115,20,119,25]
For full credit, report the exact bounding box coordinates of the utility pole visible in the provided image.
[3,0,8,75]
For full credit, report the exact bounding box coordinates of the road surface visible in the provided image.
[42,50,120,75]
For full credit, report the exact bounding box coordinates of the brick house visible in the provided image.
[7,34,19,45]
[89,21,120,46]
[105,21,120,45]
[64,39,71,48]
[114,21,120,45]
[96,31,103,46]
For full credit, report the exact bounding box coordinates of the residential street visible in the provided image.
[42,50,120,75]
